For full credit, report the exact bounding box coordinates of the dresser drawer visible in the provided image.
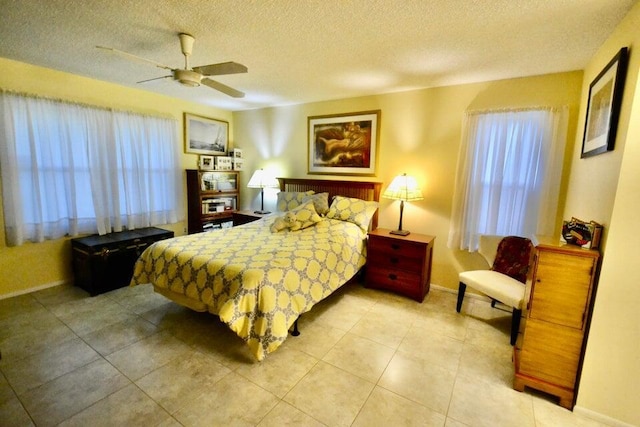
[368,236,426,259]
[367,251,424,273]
[366,266,423,296]
[519,318,584,388]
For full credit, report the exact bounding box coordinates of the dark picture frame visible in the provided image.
[581,47,628,158]
[308,110,380,176]
[184,113,228,155]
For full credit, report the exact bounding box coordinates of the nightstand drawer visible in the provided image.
[366,266,422,294]
[368,237,426,260]
[367,251,423,273]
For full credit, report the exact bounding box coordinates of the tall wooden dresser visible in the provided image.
[514,242,600,409]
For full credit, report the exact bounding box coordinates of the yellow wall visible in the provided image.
[0,58,232,297]
[233,72,584,292]
[567,3,640,425]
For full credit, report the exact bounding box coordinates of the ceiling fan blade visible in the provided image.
[137,75,173,84]
[96,46,173,71]
[201,78,245,98]
[193,62,248,76]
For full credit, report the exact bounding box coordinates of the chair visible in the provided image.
[456,235,533,345]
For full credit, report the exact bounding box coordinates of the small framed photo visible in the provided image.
[581,47,628,158]
[308,110,380,176]
[214,156,233,171]
[184,113,228,155]
[199,155,214,170]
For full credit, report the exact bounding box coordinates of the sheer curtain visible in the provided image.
[447,107,568,251]
[0,92,183,246]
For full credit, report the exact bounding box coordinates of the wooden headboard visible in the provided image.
[278,178,382,230]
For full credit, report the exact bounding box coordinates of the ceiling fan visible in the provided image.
[97,33,247,98]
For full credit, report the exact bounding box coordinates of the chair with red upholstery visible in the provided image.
[456,235,534,345]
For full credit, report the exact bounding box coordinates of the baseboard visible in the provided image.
[0,280,69,300]
[573,406,636,427]
[430,283,491,301]
[430,283,455,294]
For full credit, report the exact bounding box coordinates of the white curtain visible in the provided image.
[0,92,183,246]
[447,107,568,251]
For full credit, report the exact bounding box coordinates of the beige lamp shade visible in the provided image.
[247,168,279,189]
[382,173,423,235]
[382,173,424,202]
[247,169,279,214]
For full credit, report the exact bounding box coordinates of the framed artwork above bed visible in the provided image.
[307,110,380,176]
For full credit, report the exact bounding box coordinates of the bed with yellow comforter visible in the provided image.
[131,217,368,361]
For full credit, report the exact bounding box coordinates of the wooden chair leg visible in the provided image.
[511,308,522,345]
[456,282,466,312]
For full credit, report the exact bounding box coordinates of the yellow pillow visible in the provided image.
[289,200,323,230]
[326,196,378,231]
[277,191,314,212]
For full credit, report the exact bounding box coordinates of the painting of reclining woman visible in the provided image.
[308,110,379,176]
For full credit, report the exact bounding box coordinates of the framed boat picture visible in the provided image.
[184,113,228,156]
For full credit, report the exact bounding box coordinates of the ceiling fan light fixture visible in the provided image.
[98,33,246,97]
[174,69,201,87]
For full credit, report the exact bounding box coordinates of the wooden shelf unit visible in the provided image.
[186,169,240,234]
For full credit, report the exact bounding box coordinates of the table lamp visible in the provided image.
[247,168,279,214]
[382,173,423,236]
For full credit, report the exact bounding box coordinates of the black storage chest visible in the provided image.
[71,227,174,296]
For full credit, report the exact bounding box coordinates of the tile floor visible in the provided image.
[0,280,611,427]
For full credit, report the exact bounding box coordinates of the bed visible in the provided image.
[131,178,381,361]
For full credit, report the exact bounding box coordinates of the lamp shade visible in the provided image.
[382,173,423,201]
[247,169,279,189]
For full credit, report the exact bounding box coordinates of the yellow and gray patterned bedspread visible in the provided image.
[131,217,367,361]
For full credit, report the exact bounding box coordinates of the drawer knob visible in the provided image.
[391,244,400,250]
[388,273,397,280]
[390,257,399,264]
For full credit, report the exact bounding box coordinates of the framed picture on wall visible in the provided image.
[307,110,380,176]
[184,113,228,155]
[198,155,215,170]
[581,47,628,158]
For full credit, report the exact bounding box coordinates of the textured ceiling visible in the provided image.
[0,0,636,111]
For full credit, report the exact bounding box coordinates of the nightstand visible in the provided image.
[232,210,268,226]
[365,228,435,302]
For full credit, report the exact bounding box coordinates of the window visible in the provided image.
[0,93,183,246]
[448,107,568,251]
